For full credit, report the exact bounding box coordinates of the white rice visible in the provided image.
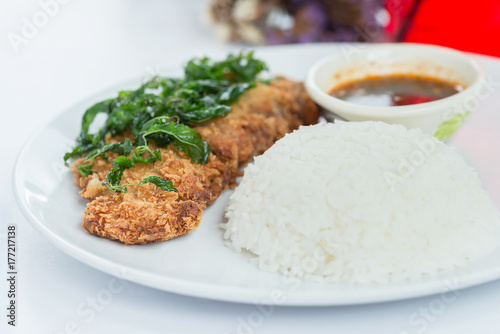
[223,121,500,284]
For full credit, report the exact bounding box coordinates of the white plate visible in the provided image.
[13,44,500,306]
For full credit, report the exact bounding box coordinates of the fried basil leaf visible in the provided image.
[184,51,267,82]
[64,99,112,165]
[66,52,267,192]
[102,156,135,193]
[139,118,210,164]
[131,145,162,165]
[137,176,178,192]
[76,138,134,178]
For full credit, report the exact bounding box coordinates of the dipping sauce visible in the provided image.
[329,75,463,107]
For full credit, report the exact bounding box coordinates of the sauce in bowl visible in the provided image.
[329,75,463,107]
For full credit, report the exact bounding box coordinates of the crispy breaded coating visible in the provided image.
[74,79,319,244]
[83,186,203,244]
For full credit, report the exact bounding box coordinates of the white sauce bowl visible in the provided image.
[305,43,484,138]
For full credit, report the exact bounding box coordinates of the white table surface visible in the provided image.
[1,1,500,333]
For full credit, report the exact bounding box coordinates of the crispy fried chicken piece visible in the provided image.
[73,79,319,244]
[83,186,203,244]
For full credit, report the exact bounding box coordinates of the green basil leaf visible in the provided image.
[88,138,134,162]
[64,99,112,165]
[102,156,135,192]
[131,145,162,164]
[76,163,95,178]
[137,176,178,192]
[75,138,134,178]
[218,82,255,105]
[139,118,210,164]
[81,100,112,138]
[177,104,231,123]
[184,51,267,82]
[64,145,87,166]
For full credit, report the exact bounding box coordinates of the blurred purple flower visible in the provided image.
[296,2,329,43]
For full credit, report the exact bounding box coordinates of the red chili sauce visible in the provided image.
[329,75,463,107]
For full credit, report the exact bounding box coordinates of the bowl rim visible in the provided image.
[305,43,485,118]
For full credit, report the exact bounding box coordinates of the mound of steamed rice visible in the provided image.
[223,121,500,284]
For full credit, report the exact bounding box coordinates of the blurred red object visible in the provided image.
[403,0,500,57]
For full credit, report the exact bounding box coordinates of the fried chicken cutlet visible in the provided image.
[72,78,319,244]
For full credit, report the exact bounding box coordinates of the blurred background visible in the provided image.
[203,0,500,57]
